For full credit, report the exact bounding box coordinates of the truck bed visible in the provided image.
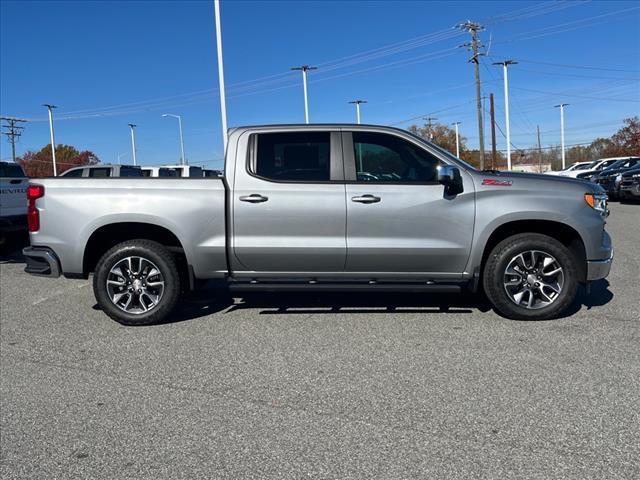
[29,178,227,278]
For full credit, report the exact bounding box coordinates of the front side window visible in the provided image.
[159,168,178,177]
[120,167,142,177]
[89,168,111,178]
[352,132,440,183]
[254,132,330,182]
[189,166,203,178]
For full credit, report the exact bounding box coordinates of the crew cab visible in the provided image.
[22,125,613,325]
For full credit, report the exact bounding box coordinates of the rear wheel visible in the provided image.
[93,240,180,325]
[483,233,578,320]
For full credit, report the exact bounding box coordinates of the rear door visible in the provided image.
[231,130,346,273]
[343,131,475,276]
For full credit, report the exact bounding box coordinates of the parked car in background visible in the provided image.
[157,165,203,177]
[0,161,28,239]
[61,164,143,177]
[141,166,179,177]
[544,161,592,176]
[587,158,640,199]
[23,124,613,325]
[619,167,640,201]
[561,157,630,179]
[202,169,223,178]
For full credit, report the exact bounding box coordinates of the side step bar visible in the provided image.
[228,283,461,293]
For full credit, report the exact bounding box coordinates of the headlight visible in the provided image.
[633,173,640,179]
[584,193,608,216]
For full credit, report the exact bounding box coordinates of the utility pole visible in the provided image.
[452,122,461,158]
[423,116,438,140]
[537,125,543,173]
[162,114,187,165]
[43,104,58,176]
[0,117,27,162]
[213,0,228,155]
[554,103,569,169]
[291,65,317,124]
[489,93,497,170]
[128,124,138,165]
[493,60,517,170]
[348,100,367,124]
[459,21,485,170]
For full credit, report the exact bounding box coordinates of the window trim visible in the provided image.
[343,131,443,185]
[246,131,344,184]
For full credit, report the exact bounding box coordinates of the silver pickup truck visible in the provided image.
[23,124,613,325]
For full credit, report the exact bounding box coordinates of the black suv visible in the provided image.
[587,158,640,199]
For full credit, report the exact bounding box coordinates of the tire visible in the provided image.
[482,233,578,320]
[93,240,180,326]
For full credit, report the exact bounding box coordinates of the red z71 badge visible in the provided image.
[482,178,513,186]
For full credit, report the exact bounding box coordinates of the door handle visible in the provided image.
[239,194,269,203]
[351,194,381,204]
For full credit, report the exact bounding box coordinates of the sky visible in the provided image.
[1,0,639,169]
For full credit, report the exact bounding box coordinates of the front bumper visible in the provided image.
[22,247,61,277]
[586,248,613,281]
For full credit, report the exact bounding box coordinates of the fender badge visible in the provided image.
[482,178,513,186]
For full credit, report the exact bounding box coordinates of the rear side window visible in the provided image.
[89,168,111,178]
[352,132,440,183]
[189,166,203,178]
[253,132,330,182]
[141,170,151,177]
[120,167,142,177]
[159,168,178,177]
[62,168,83,177]
[0,164,26,177]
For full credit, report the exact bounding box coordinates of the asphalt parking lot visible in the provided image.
[1,202,639,479]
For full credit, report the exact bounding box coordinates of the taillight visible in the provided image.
[27,184,45,232]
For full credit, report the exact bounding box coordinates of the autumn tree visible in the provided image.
[610,116,640,155]
[408,122,464,157]
[17,144,99,177]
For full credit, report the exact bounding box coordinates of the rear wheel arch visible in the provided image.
[479,220,587,283]
[83,222,190,282]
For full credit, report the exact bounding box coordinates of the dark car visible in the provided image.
[619,166,640,201]
[588,158,640,199]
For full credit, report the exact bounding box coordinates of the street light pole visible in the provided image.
[554,103,569,170]
[452,122,461,158]
[128,123,137,165]
[43,104,58,176]
[493,60,517,171]
[214,0,228,154]
[162,114,187,165]
[348,100,367,124]
[291,65,317,123]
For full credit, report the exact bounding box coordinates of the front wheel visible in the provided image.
[93,240,180,326]
[483,233,578,320]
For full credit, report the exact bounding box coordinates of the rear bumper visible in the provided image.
[22,247,61,278]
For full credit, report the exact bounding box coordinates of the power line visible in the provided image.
[0,117,27,162]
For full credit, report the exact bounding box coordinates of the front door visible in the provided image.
[344,131,475,276]
[232,130,347,274]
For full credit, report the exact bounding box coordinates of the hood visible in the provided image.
[472,169,604,193]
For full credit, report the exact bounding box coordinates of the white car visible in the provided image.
[557,158,630,179]
[0,161,28,238]
[141,165,203,177]
[545,161,592,176]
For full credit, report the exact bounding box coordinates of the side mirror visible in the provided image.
[437,165,464,195]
